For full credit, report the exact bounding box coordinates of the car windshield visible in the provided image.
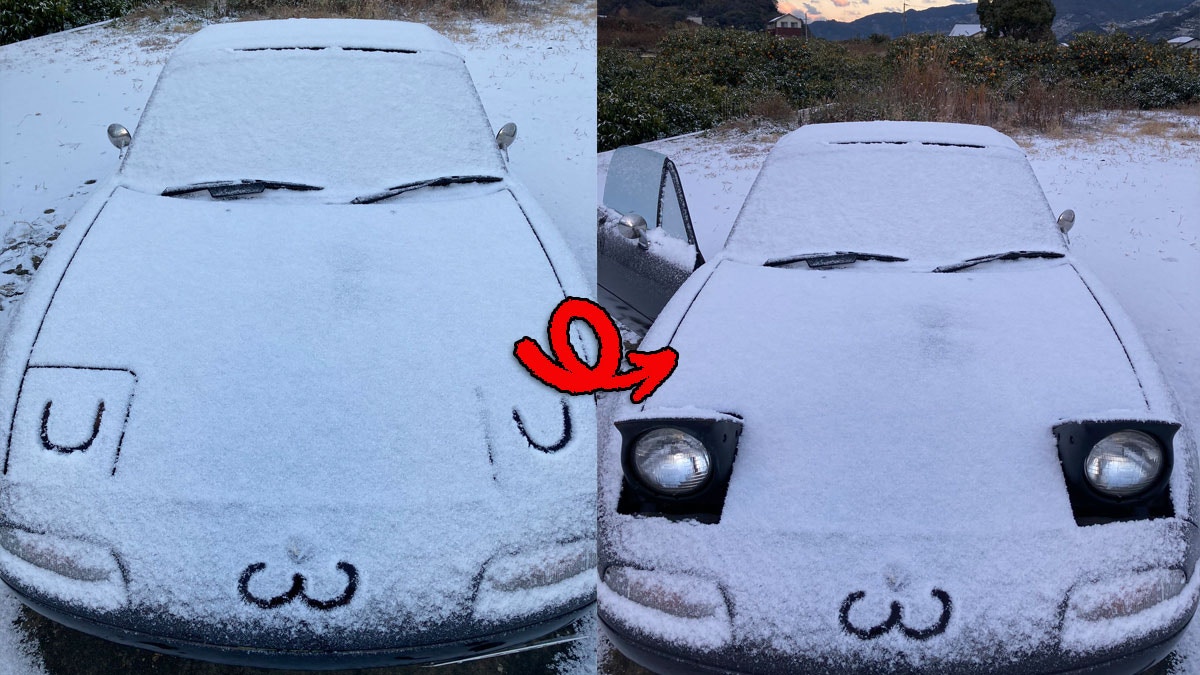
[723,140,1066,266]
[121,48,505,199]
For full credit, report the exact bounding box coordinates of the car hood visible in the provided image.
[600,259,1195,668]
[1,186,594,645]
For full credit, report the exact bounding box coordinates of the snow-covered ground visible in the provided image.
[0,8,595,674]
[597,114,1200,673]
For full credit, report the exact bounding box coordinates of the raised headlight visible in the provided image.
[1084,430,1164,497]
[632,428,711,496]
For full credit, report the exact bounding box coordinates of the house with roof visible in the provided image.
[768,12,808,38]
[1168,36,1199,49]
[949,24,985,38]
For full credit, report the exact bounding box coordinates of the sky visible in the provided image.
[777,0,974,23]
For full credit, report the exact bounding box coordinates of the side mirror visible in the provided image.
[107,123,131,150]
[617,213,649,249]
[1057,209,1075,234]
[496,122,517,150]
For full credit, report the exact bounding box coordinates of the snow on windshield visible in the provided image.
[121,33,504,198]
[724,123,1066,267]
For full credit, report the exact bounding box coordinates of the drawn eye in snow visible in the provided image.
[839,589,952,641]
[511,399,571,453]
[40,400,105,454]
[6,366,137,477]
[238,561,358,610]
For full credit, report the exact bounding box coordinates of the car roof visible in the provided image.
[723,121,1064,265]
[774,120,1023,151]
[173,18,462,59]
[120,18,502,197]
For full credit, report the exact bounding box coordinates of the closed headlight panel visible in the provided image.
[1055,419,1179,525]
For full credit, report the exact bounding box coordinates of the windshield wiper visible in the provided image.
[162,179,323,199]
[351,175,503,204]
[764,251,908,269]
[934,250,1064,273]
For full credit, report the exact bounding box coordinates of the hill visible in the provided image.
[597,0,777,29]
[809,0,1196,40]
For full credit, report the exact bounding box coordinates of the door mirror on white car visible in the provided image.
[1057,209,1075,234]
[496,122,517,150]
[107,123,131,151]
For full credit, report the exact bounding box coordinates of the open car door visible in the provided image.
[598,146,702,332]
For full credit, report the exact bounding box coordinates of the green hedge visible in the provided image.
[599,30,1200,149]
[1,0,130,45]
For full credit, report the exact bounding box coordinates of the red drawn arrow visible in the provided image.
[514,297,678,404]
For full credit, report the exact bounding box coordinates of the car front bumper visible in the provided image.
[9,580,592,669]
[601,612,1191,675]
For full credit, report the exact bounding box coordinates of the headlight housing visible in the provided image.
[1054,419,1179,525]
[616,410,742,522]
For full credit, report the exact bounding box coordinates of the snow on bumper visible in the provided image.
[599,517,1198,672]
[0,482,594,651]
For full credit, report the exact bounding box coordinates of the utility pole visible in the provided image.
[902,1,908,36]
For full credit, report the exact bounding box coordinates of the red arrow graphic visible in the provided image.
[514,297,678,404]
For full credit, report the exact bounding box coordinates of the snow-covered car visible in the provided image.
[597,122,1199,674]
[0,19,595,667]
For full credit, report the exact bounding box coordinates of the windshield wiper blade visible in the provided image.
[934,250,1064,273]
[351,175,503,204]
[162,179,323,199]
[764,251,908,269]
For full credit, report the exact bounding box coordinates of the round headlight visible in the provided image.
[1084,430,1164,497]
[632,428,711,496]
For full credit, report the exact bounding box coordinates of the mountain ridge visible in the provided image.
[809,0,1198,41]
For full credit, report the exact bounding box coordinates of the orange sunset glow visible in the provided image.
[777,0,973,23]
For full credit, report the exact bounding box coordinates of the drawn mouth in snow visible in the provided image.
[238,561,359,610]
[838,588,953,641]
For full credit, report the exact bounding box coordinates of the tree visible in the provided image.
[977,0,1057,42]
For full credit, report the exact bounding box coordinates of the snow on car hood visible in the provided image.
[0,186,594,643]
[601,258,1192,665]
[645,259,1153,534]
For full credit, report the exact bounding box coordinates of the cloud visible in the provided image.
[831,0,850,6]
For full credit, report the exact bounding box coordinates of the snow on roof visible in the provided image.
[949,23,983,37]
[121,23,503,198]
[173,18,461,57]
[723,121,1065,266]
[768,12,804,24]
[780,120,1020,149]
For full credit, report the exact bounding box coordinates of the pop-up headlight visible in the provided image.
[1054,419,1179,524]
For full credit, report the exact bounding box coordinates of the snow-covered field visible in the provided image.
[0,8,595,674]
[597,115,1200,673]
